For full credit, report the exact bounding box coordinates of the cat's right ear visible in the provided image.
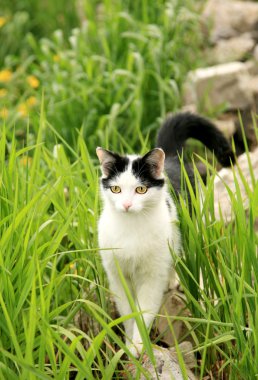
[96,147,116,177]
[143,148,165,178]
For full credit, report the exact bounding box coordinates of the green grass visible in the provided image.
[176,150,258,379]
[1,0,204,154]
[0,112,257,379]
[0,115,158,379]
[1,1,258,378]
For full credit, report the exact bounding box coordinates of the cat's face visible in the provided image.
[96,148,165,214]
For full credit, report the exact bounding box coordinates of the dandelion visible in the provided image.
[69,263,78,275]
[0,88,7,97]
[0,107,8,119]
[18,96,38,118]
[18,103,28,118]
[26,96,37,106]
[0,17,6,28]
[0,69,12,82]
[19,156,32,167]
[53,54,60,62]
[27,75,40,88]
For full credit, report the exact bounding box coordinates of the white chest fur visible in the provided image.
[98,197,180,278]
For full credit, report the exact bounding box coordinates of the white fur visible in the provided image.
[98,155,181,356]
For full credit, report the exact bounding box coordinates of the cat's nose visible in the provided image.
[123,201,132,211]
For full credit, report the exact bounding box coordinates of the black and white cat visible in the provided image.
[96,112,235,357]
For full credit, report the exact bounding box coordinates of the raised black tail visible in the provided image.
[156,112,235,167]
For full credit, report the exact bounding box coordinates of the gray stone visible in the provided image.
[183,62,254,112]
[202,0,258,43]
[248,75,258,111]
[126,343,197,380]
[214,147,258,221]
[208,34,255,64]
[155,288,191,347]
[245,60,258,77]
[213,118,236,138]
[254,45,258,62]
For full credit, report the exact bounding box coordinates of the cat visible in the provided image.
[96,112,235,357]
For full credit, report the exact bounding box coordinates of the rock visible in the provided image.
[125,343,197,380]
[181,104,198,114]
[245,60,258,77]
[214,147,258,221]
[202,0,258,43]
[254,45,258,62]
[208,34,255,64]
[169,342,196,371]
[248,75,258,111]
[233,108,258,155]
[155,288,191,347]
[214,118,236,138]
[183,62,254,112]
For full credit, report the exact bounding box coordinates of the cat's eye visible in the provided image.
[135,186,148,194]
[110,186,121,193]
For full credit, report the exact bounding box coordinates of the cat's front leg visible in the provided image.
[130,273,171,356]
[106,270,135,345]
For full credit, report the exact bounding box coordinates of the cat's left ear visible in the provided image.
[96,147,117,177]
[143,148,165,178]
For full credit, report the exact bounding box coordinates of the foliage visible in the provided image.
[0,113,258,379]
[176,148,258,379]
[0,1,257,379]
[0,0,204,154]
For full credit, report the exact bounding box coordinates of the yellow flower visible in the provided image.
[27,75,40,88]
[0,17,7,28]
[0,69,12,82]
[53,54,60,62]
[69,263,78,275]
[19,156,32,167]
[18,103,28,118]
[0,88,7,97]
[26,96,37,106]
[18,97,38,118]
[0,108,8,119]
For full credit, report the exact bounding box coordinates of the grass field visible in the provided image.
[0,0,204,154]
[0,1,258,379]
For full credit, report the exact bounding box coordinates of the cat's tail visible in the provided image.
[156,112,235,166]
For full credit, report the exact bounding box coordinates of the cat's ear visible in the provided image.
[143,148,165,178]
[96,147,117,177]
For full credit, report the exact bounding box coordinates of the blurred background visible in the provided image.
[0,0,205,154]
[1,0,258,156]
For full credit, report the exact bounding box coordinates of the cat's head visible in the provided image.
[96,147,166,214]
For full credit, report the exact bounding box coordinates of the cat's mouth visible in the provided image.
[122,207,133,213]
[119,205,137,214]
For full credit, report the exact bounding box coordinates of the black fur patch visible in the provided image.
[166,198,171,211]
[132,157,164,188]
[102,155,129,189]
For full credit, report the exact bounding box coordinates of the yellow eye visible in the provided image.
[136,186,148,194]
[110,186,121,193]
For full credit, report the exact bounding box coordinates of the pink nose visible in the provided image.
[123,201,132,211]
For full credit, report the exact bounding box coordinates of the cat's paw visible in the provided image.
[127,342,144,358]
